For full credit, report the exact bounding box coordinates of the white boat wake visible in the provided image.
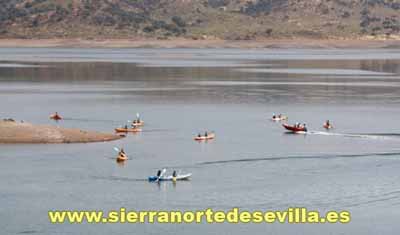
[309,131,398,140]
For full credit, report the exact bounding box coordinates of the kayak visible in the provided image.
[50,114,62,120]
[132,120,144,126]
[282,123,307,132]
[115,128,142,133]
[194,133,215,141]
[323,124,333,130]
[148,173,192,182]
[272,116,288,121]
[116,154,128,162]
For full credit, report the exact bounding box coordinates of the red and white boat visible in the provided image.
[282,123,307,133]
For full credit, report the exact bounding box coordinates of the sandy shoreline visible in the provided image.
[0,38,399,49]
[0,120,123,144]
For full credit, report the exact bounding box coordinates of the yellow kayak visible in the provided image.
[116,153,128,162]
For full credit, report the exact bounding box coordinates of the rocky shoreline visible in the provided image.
[0,38,399,49]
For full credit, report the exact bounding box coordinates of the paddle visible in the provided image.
[114,147,121,159]
[156,168,166,182]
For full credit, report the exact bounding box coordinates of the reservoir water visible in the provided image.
[1,48,400,234]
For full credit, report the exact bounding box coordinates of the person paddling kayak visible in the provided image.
[148,169,191,182]
[116,148,128,162]
[324,120,333,129]
[172,170,177,182]
[50,112,62,121]
[272,114,288,121]
[194,132,215,141]
[155,169,166,182]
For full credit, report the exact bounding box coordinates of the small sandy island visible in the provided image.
[0,120,123,144]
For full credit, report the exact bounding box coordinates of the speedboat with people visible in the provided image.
[323,120,333,130]
[194,131,215,141]
[148,169,192,182]
[282,123,308,133]
[49,112,62,121]
[272,114,288,121]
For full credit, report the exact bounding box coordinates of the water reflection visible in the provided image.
[0,57,399,105]
[116,160,127,167]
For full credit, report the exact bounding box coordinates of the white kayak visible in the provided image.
[148,173,192,182]
[272,116,288,121]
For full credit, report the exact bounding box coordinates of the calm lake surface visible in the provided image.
[1,48,400,234]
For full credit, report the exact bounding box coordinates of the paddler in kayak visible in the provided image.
[116,148,128,162]
[194,131,215,141]
[132,113,144,126]
[172,170,177,182]
[50,112,62,121]
[324,120,332,129]
[303,123,308,132]
[132,119,144,127]
[155,169,166,182]
[272,114,288,121]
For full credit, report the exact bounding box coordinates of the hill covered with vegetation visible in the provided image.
[0,0,399,40]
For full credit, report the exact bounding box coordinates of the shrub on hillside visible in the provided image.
[172,16,186,28]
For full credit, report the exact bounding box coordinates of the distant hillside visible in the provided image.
[0,0,399,39]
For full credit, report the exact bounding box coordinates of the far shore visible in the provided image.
[0,120,123,144]
[0,38,399,49]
